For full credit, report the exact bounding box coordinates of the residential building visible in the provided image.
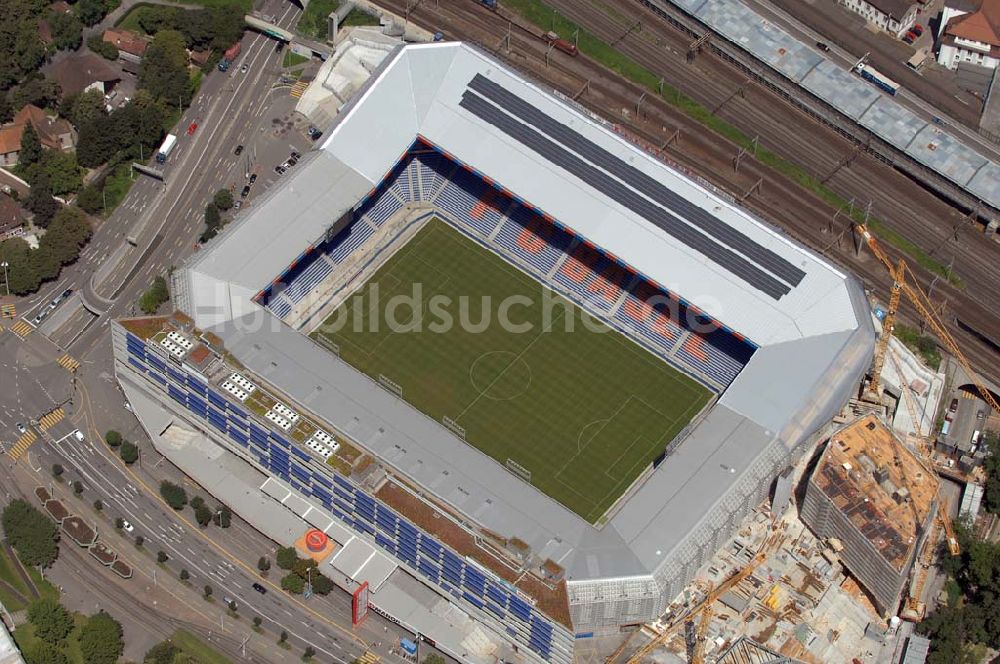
[0,105,75,167]
[800,415,938,616]
[838,0,919,36]
[0,194,27,238]
[103,28,149,64]
[937,0,1000,70]
[47,52,122,98]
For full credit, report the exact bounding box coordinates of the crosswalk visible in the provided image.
[0,304,15,318]
[57,354,80,373]
[357,651,379,664]
[290,81,309,98]
[8,430,37,460]
[39,408,64,431]
[10,320,32,338]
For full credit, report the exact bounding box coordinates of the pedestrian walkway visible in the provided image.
[358,650,380,664]
[1,304,15,318]
[10,319,32,338]
[57,354,80,373]
[290,81,309,98]
[8,430,37,460]
[39,408,65,431]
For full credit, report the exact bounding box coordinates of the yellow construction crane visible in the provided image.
[855,223,1000,415]
[623,533,782,664]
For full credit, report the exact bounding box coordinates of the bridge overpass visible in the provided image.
[244,14,332,58]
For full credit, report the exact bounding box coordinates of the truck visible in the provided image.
[543,30,578,56]
[218,42,242,71]
[155,133,177,164]
[854,63,900,96]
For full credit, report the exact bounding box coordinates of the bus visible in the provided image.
[855,63,900,96]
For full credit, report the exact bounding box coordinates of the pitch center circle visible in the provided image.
[469,351,532,401]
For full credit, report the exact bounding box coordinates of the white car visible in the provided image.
[72,430,85,442]
[121,520,134,533]
[15,422,27,434]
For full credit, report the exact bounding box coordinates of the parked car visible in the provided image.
[15,422,26,434]
[241,185,251,198]
[287,157,298,167]
[274,165,286,175]
[233,200,242,209]
[234,144,244,156]
[816,41,830,52]
[121,520,134,533]
[913,24,924,36]
[248,173,257,185]
[902,32,916,44]
[290,151,301,160]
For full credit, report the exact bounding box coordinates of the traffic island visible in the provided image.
[89,541,117,566]
[35,487,51,503]
[44,499,69,524]
[61,515,97,547]
[110,559,132,579]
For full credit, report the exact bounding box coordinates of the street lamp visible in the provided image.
[1,261,8,296]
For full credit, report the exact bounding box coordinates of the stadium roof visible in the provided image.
[183,42,859,347]
[176,43,874,585]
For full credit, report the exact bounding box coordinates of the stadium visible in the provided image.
[116,42,875,661]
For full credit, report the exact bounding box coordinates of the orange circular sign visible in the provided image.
[305,529,328,552]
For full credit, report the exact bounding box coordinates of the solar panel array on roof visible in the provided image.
[459,77,803,300]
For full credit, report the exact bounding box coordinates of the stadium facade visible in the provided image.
[114,42,875,659]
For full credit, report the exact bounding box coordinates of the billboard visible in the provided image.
[352,581,370,627]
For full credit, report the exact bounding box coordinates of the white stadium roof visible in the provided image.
[176,42,874,592]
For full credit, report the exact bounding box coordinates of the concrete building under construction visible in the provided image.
[800,414,938,616]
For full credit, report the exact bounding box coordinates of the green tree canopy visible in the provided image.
[213,189,233,211]
[23,642,69,664]
[143,641,178,664]
[19,121,42,166]
[139,30,191,107]
[27,599,74,645]
[276,546,298,570]
[120,441,138,464]
[105,430,122,447]
[25,171,57,227]
[10,75,60,113]
[78,612,123,664]
[86,34,119,60]
[160,480,187,510]
[280,572,305,594]
[47,11,83,51]
[75,0,114,27]
[2,499,59,567]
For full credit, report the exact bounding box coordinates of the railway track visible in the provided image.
[371,0,1000,385]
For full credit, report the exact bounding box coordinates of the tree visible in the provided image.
[51,464,63,478]
[276,546,298,570]
[303,646,316,660]
[157,550,168,563]
[76,0,112,27]
[86,34,119,60]
[179,569,190,581]
[134,535,144,547]
[27,599,74,645]
[19,122,42,167]
[213,505,231,528]
[1,500,59,567]
[423,655,446,664]
[213,189,233,211]
[77,185,103,214]
[25,172,57,228]
[139,275,169,314]
[143,641,178,664]
[105,430,122,447]
[120,441,139,464]
[309,572,334,596]
[279,631,288,644]
[160,480,187,509]
[257,556,270,572]
[77,612,123,664]
[93,500,103,512]
[24,642,69,664]
[203,584,213,599]
[227,600,237,613]
[291,557,317,578]
[47,11,83,51]
[983,432,1000,514]
[114,517,123,530]
[280,572,305,594]
[24,151,83,196]
[72,481,83,495]
[10,76,60,112]
[139,30,192,107]
[204,203,220,230]
[194,504,213,527]
[189,495,205,510]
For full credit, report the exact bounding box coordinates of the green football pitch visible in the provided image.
[311,220,711,522]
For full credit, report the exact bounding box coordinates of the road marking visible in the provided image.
[39,407,65,431]
[10,320,33,338]
[8,430,38,460]
[57,353,80,373]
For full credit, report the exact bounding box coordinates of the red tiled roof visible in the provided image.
[103,28,149,57]
[945,0,1000,45]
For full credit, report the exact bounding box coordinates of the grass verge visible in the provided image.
[500,0,961,286]
[170,629,235,664]
[282,50,310,68]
